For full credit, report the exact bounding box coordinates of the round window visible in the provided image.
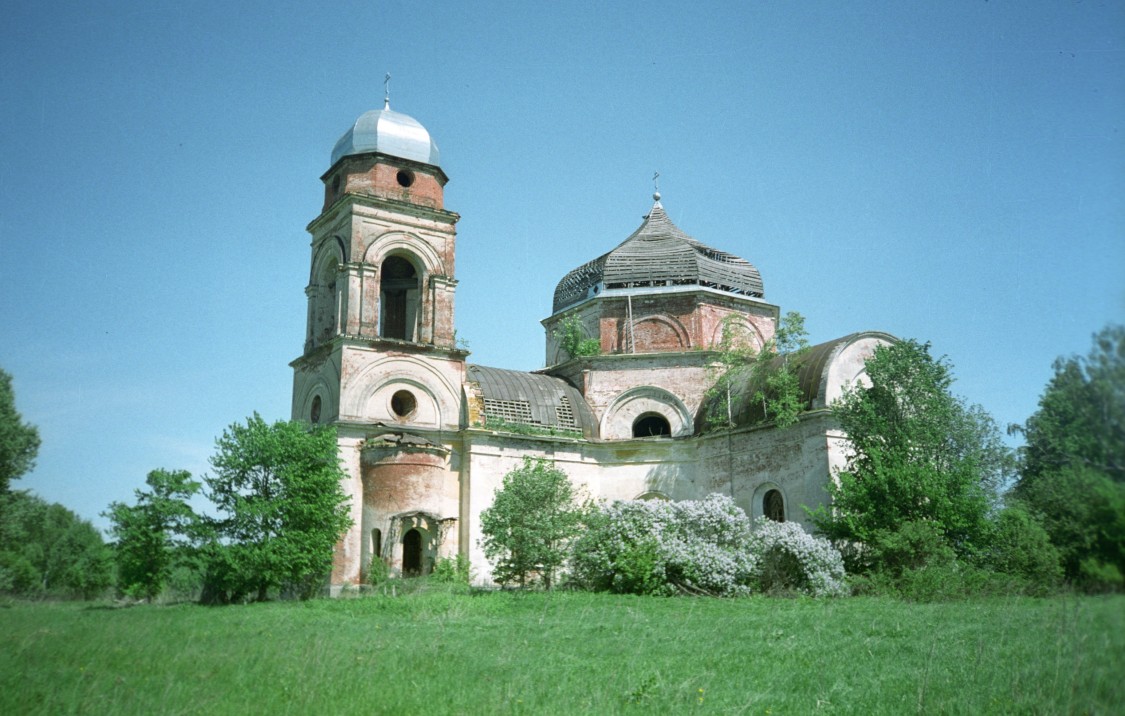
[396,170,415,188]
[391,390,417,418]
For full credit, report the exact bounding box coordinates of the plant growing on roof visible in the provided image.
[554,313,600,360]
[704,311,809,431]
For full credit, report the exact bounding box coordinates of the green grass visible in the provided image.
[2,589,1122,715]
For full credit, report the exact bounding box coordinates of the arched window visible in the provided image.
[764,489,785,522]
[380,256,420,341]
[402,528,423,576]
[633,413,671,438]
[310,395,322,424]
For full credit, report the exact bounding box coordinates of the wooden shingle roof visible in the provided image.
[552,202,764,313]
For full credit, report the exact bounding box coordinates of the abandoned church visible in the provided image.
[289,99,895,589]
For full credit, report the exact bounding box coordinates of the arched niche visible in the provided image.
[308,240,345,346]
[628,314,689,352]
[601,386,692,440]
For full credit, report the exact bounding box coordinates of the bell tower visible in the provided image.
[291,91,465,588]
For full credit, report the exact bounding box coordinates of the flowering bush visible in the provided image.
[571,494,757,596]
[747,517,847,597]
[572,494,846,597]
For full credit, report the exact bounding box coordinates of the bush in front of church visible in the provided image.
[747,516,846,597]
[571,494,844,597]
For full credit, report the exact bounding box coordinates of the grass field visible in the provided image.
[2,588,1122,715]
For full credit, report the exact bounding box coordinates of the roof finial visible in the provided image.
[652,171,662,205]
[383,73,391,109]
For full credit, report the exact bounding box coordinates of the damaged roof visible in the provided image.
[467,364,598,437]
[552,200,764,313]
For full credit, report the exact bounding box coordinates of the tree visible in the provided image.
[809,340,1012,567]
[105,469,201,601]
[479,457,587,588]
[1012,324,1125,588]
[0,491,112,599]
[553,313,600,360]
[705,311,809,431]
[0,368,40,495]
[201,415,351,602]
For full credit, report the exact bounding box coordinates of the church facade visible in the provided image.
[289,101,894,589]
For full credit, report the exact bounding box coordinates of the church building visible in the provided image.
[289,99,895,589]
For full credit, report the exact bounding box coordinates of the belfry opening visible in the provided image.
[380,256,419,340]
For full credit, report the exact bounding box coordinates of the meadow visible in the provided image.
[2,589,1122,715]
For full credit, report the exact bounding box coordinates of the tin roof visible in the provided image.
[330,102,441,168]
[467,364,598,437]
[552,200,764,313]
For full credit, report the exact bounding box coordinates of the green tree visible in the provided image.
[105,469,201,601]
[809,340,1012,568]
[553,313,600,360]
[1012,324,1125,588]
[201,415,351,602]
[479,457,587,588]
[0,368,40,495]
[0,491,112,598]
[705,311,809,431]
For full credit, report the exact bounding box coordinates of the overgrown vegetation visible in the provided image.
[480,417,583,438]
[809,340,1016,581]
[553,312,600,360]
[704,311,809,431]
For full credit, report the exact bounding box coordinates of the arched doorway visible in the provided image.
[402,528,423,575]
[380,256,419,340]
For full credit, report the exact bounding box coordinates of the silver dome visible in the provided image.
[330,103,441,168]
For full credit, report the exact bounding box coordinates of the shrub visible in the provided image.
[571,499,677,595]
[747,517,846,596]
[976,505,1063,589]
[432,555,472,585]
[480,458,587,589]
[863,520,956,577]
[365,557,390,587]
[574,494,843,598]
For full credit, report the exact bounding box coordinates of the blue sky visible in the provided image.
[2,1,1122,531]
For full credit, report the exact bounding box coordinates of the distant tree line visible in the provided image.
[0,366,351,603]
